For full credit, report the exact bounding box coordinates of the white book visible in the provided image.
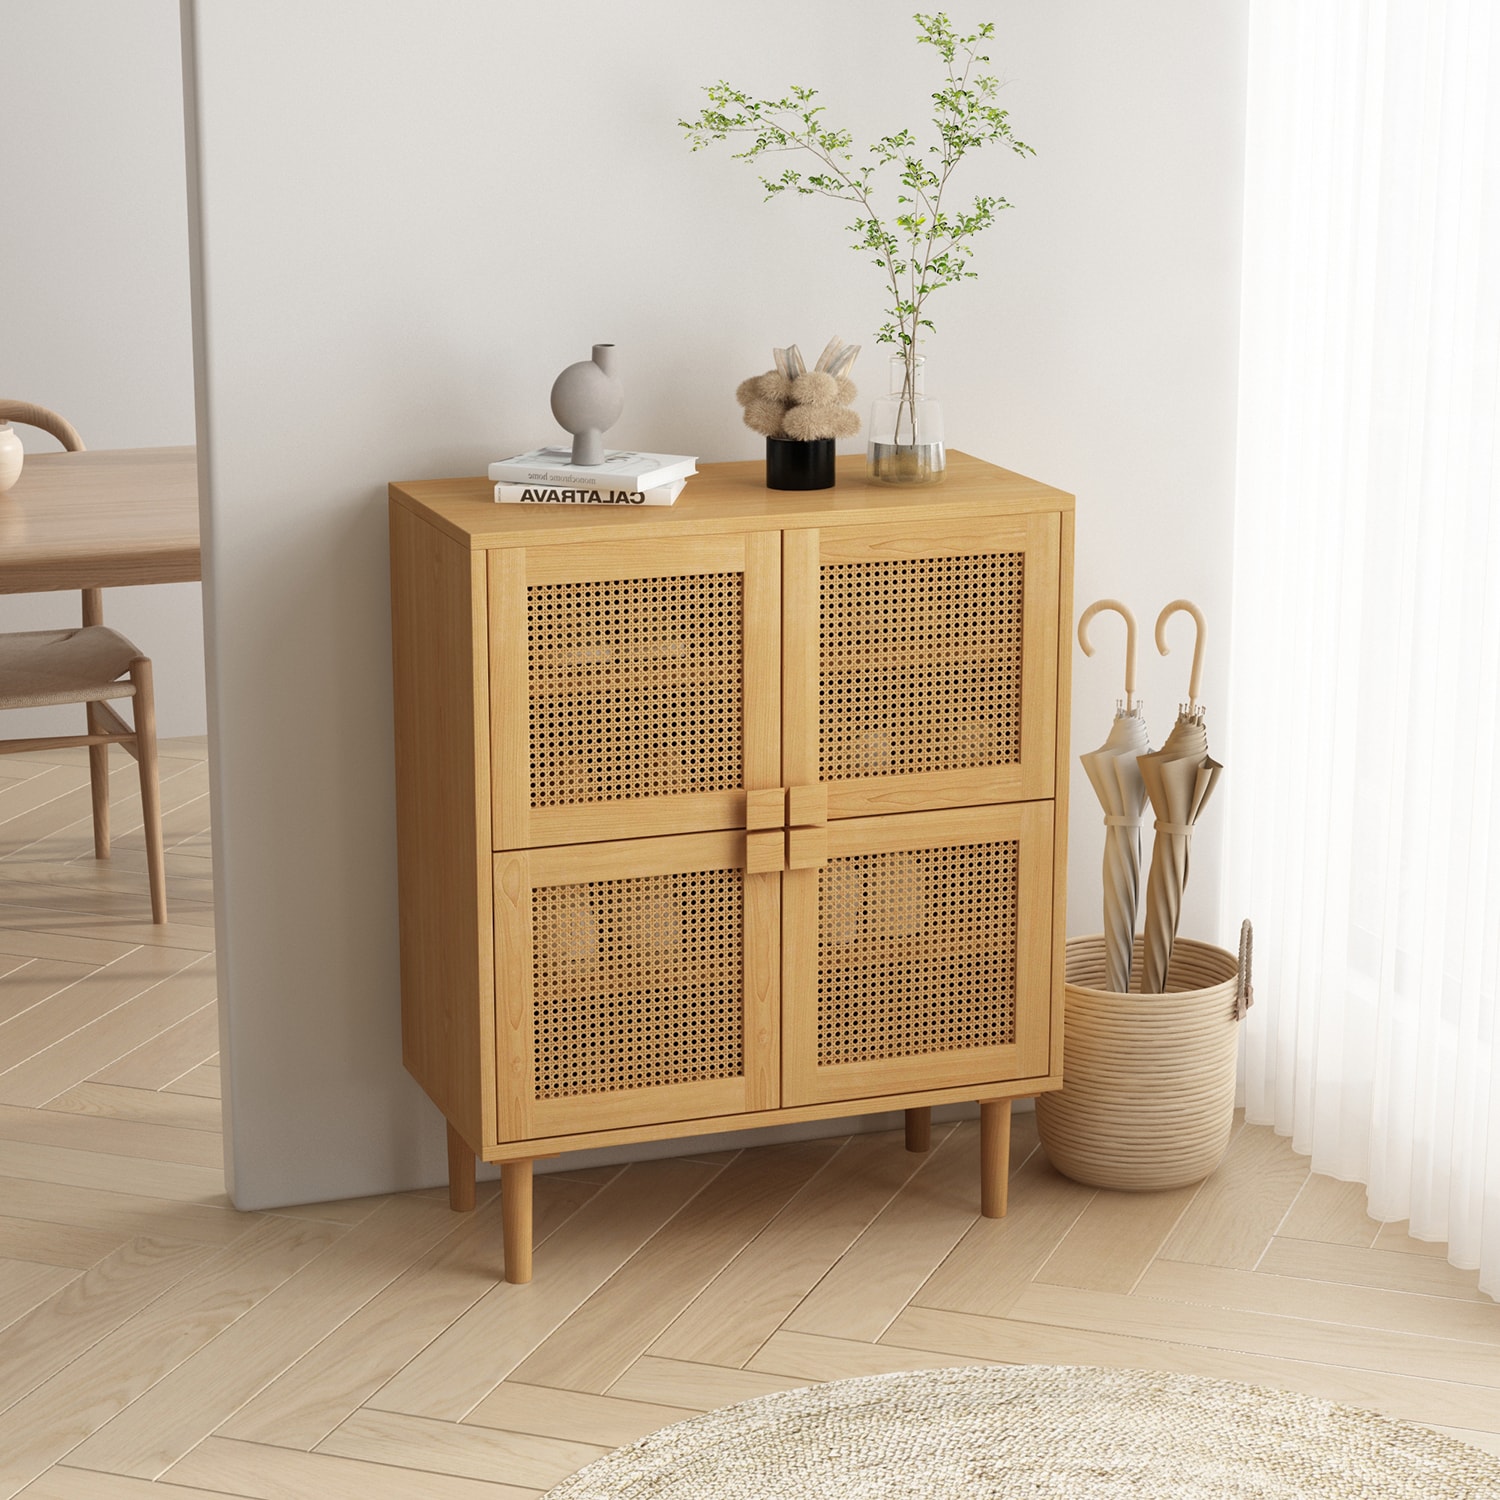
[488,447,698,492]
[493,478,686,507]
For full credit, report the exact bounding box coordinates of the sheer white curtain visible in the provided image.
[1226,0,1500,1294]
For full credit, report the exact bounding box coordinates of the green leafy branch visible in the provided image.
[681,13,1033,405]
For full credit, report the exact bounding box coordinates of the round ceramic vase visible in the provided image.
[550,344,624,466]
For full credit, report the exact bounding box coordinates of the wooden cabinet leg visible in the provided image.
[905,1106,932,1153]
[446,1122,476,1213]
[502,1159,534,1284]
[980,1099,1013,1218]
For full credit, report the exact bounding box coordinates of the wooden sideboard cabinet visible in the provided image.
[389,452,1073,1281]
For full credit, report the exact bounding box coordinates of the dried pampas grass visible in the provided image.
[735,336,861,441]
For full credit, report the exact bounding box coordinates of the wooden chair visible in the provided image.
[0,400,167,923]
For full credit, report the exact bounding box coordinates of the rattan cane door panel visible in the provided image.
[783,517,1060,819]
[490,534,781,851]
[782,803,1055,1106]
[494,831,780,1140]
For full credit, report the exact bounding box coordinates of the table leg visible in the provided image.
[905,1106,933,1153]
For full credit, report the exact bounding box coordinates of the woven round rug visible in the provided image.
[542,1364,1500,1498]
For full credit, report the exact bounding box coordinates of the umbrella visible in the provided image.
[1138,601,1223,994]
[1077,600,1151,993]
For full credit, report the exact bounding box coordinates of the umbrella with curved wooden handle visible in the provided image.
[1077,600,1151,993]
[1137,601,1223,994]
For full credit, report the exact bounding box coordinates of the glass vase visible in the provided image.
[867,354,945,485]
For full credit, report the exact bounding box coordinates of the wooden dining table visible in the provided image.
[0,446,200,595]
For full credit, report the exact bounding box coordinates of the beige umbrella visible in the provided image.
[1077,600,1151,994]
[1138,601,1223,994]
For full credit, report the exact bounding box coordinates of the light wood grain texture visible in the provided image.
[882,1302,1500,1430]
[85,1003,216,1092]
[0,1215,126,1270]
[472,1079,1046,1164]
[748,1327,981,1383]
[0,1101,219,1167]
[607,1355,806,1411]
[782,1120,977,1343]
[650,1129,939,1367]
[0,951,215,1107]
[396,452,1073,550]
[0,1236,215,1415]
[390,504,494,1151]
[912,1146,1095,1318]
[501,1159,532,1284]
[0,1174,252,1244]
[66,1197,465,1479]
[465,1381,699,1449]
[0,449,198,595]
[1157,1116,1310,1269]
[511,1141,837,1394]
[1278,1167,1381,1248]
[218,1179,598,1450]
[1256,1235,1498,1301]
[1135,1257,1500,1345]
[19,1467,248,1500]
[0,922,134,966]
[0,1139,224,1203]
[0,1258,78,1332]
[0,957,95,1027]
[1002,1279,1500,1387]
[40,1082,220,1132]
[742,530,782,800]
[0,1217,341,1499]
[368,1159,721,1420]
[1034,1179,1202,1294]
[162,1437,538,1500]
[316,1407,607,1491]
[980,1099,1011,1217]
[159,1063,218,1099]
[1375,1219,1454,1257]
[1049,507,1073,1087]
[447,1122,476,1213]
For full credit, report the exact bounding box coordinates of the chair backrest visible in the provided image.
[0,400,85,453]
[0,401,99,624]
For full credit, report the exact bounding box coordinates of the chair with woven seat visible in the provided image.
[0,400,167,923]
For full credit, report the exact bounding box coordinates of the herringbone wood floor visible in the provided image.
[1,737,1497,1498]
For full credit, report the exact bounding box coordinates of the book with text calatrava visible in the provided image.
[493,477,686,507]
[487,447,697,493]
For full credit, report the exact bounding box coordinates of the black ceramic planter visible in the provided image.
[766,437,835,490]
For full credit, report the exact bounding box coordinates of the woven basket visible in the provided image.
[1036,927,1251,1191]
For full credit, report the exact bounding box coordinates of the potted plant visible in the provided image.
[682,12,1033,485]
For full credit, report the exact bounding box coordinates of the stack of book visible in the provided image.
[488,448,698,506]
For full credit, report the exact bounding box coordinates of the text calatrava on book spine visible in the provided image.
[520,488,644,505]
[493,483,679,506]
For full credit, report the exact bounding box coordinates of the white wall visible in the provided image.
[0,0,204,739]
[184,0,1247,1208]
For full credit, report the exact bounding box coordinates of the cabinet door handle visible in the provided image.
[745,787,788,832]
[745,830,786,874]
[787,784,827,828]
[786,827,828,870]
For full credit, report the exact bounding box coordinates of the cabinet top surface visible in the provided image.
[389,451,1074,549]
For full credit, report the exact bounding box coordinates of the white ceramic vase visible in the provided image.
[0,424,23,494]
